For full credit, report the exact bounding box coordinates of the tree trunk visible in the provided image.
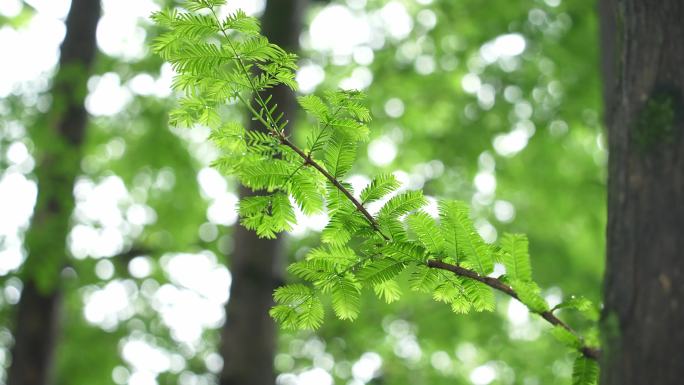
[600,0,684,383]
[219,1,307,385]
[8,1,101,385]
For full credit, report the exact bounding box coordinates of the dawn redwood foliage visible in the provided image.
[153,1,599,383]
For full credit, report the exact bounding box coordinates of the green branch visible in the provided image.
[151,1,602,376]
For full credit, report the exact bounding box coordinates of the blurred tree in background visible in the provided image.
[0,0,610,385]
[218,1,307,385]
[8,1,99,384]
[599,0,684,383]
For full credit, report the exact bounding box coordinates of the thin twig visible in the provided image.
[281,136,600,360]
[279,137,387,238]
[426,260,600,360]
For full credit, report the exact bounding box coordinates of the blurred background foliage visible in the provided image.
[0,0,604,384]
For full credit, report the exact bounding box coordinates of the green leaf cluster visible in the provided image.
[152,1,601,375]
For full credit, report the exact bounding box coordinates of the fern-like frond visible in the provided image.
[358,257,406,285]
[500,233,532,282]
[321,207,368,246]
[271,284,323,330]
[235,36,283,63]
[238,159,294,191]
[208,122,246,153]
[407,211,445,255]
[552,296,599,321]
[510,279,548,313]
[328,117,369,141]
[378,190,426,220]
[377,191,425,240]
[432,277,471,314]
[572,355,599,385]
[222,9,261,35]
[307,245,358,271]
[168,43,235,75]
[331,274,361,321]
[287,168,325,215]
[182,0,226,12]
[463,279,495,312]
[239,192,295,238]
[323,134,356,179]
[439,200,493,275]
[551,326,582,349]
[374,279,402,303]
[360,173,400,204]
[409,264,440,293]
[171,12,219,39]
[288,245,357,284]
[299,94,328,122]
[380,241,426,262]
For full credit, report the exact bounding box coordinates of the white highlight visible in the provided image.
[297,368,333,385]
[0,16,64,97]
[309,5,370,56]
[470,363,497,385]
[494,200,515,223]
[480,33,526,64]
[461,73,481,94]
[296,63,325,94]
[352,352,382,382]
[474,172,496,195]
[384,98,405,118]
[380,2,413,40]
[84,280,136,329]
[0,0,22,17]
[0,172,36,234]
[86,72,133,116]
[368,136,397,166]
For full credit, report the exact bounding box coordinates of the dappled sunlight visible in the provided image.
[308,5,371,56]
[339,66,374,90]
[121,338,177,385]
[506,298,541,341]
[493,200,516,223]
[162,252,230,304]
[87,73,133,116]
[127,63,175,98]
[470,362,497,385]
[0,172,35,274]
[83,279,136,330]
[0,14,63,97]
[198,167,239,226]
[367,136,397,166]
[97,0,157,61]
[296,62,326,94]
[384,97,405,118]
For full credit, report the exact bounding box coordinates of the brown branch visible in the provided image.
[279,137,388,239]
[279,135,600,361]
[427,259,601,360]
[252,111,602,361]
[266,121,602,361]
[223,21,600,362]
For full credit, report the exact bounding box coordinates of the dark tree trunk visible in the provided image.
[600,0,684,384]
[8,1,101,385]
[219,1,307,385]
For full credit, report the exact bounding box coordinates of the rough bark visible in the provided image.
[7,1,101,385]
[218,1,307,385]
[600,0,684,384]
